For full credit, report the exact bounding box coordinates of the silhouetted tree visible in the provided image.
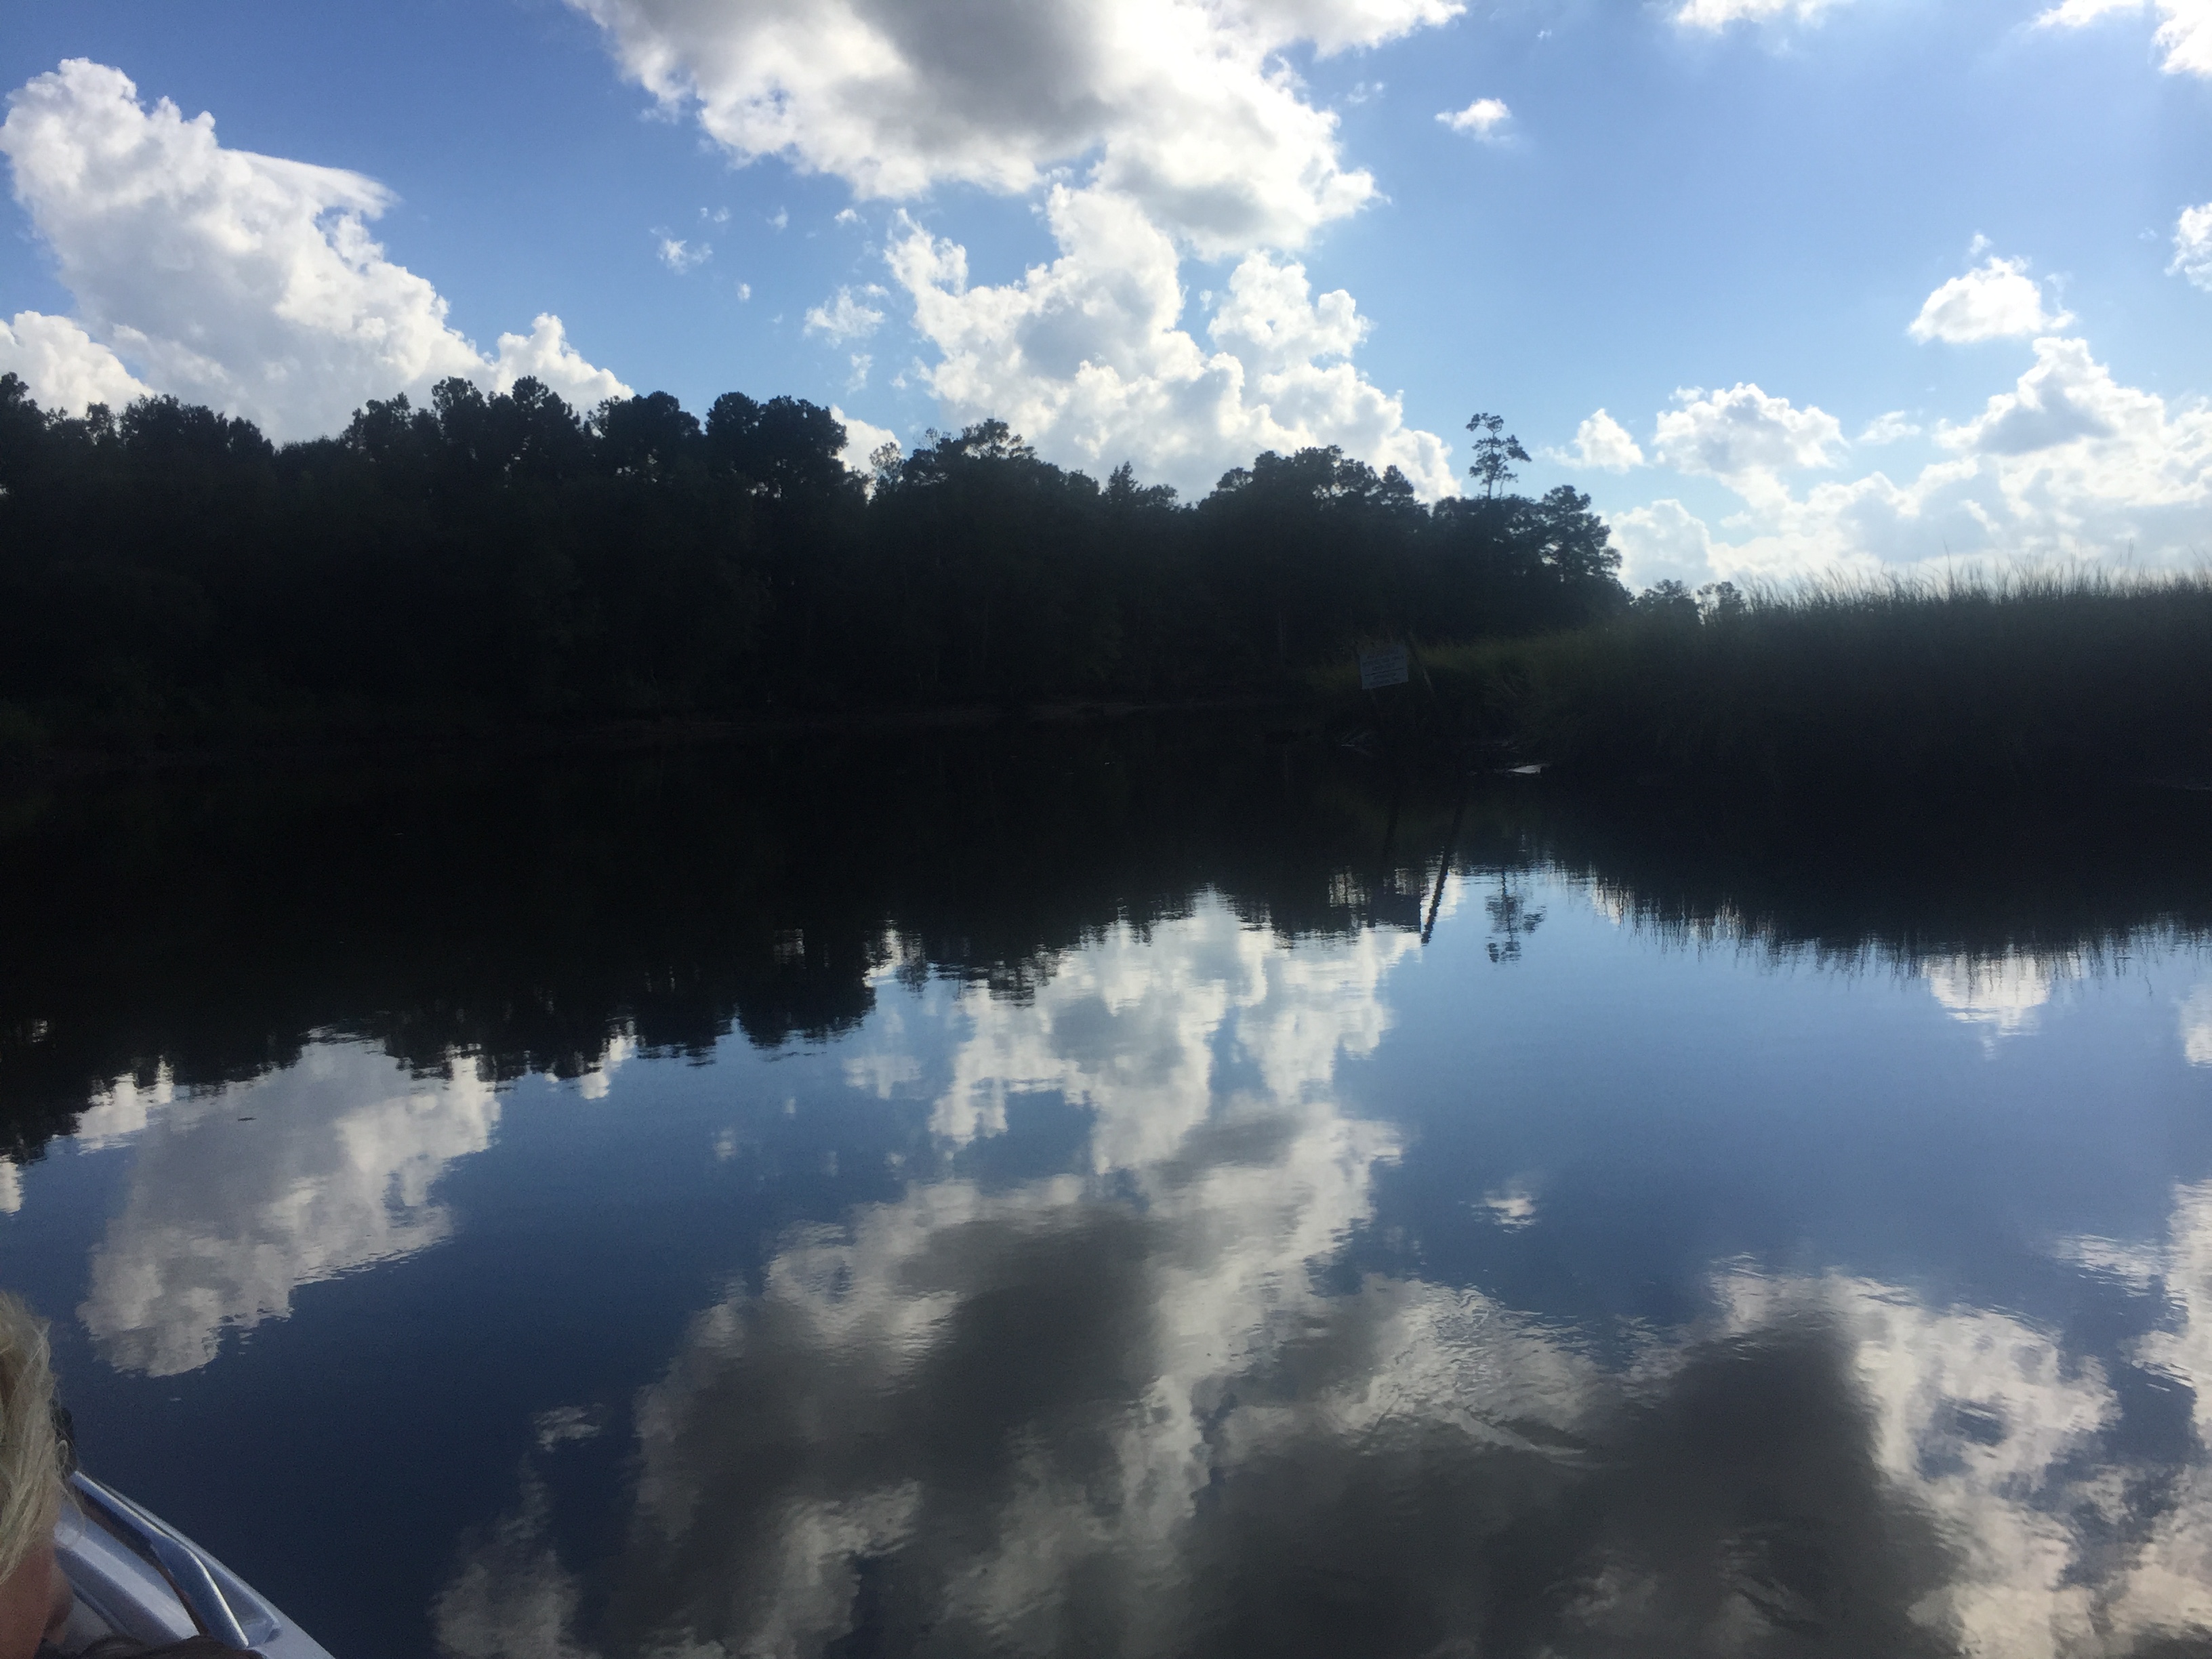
[1465,411,1530,499]
[0,378,1628,737]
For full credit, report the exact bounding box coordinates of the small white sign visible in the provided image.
[1357,644,1410,691]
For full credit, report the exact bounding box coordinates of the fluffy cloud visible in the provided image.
[2175,202,2212,290]
[569,0,1456,258]
[1940,335,2212,525]
[488,315,630,409]
[571,0,1459,491]
[804,286,887,344]
[1674,0,1849,28]
[1631,335,2212,583]
[890,187,1453,496]
[1609,497,1718,589]
[1908,255,2072,344]
[2036,0,2212,77]
[0,60,626,439]
[1549,407,1644,472]
[1652,382,1845,492]
[1436,98,1511,138]
[830,403,901,474]
[0,308,148,412]
[655,234,710,273]
[1858,409,1923,444]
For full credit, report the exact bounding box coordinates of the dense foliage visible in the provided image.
[1383,569,2212,794]
[0,373,1625,739]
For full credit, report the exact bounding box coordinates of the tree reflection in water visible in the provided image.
[6,726,2212,1656]
[1485,872,1545,965]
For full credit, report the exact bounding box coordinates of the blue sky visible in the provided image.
[1,0,2207,586]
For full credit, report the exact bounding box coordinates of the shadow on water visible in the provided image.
[6,723,2210,1162]
[9,726,2212,1658]
[0,720,1448,1146]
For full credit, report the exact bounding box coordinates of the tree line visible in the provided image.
[0,373,1629,737]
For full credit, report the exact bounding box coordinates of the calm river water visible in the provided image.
[4,725,2212,1658]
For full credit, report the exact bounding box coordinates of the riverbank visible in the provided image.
[1329,569,2212,795]
[15,556,2209,797]
[0,691,1310,780]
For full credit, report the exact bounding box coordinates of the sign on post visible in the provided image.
[1357,643,1410,691]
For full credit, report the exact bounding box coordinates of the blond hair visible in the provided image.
[0,1294,62,1580]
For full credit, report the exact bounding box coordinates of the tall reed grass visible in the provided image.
[1374,568,2212,793]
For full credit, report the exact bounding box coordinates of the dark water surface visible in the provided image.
[5,725,2212,1658]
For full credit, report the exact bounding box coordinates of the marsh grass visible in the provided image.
[1363,567,2212,793]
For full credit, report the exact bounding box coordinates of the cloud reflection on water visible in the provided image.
[1925,951,2085,1042]
[77,1044,502,1376]
[2182,985,2212,1067]
[43,871,2212,1653]
[428,897,2212,1659]
[453,1197,2212,1658]
[928,903,1420,1163]
[69,1023,655,1376]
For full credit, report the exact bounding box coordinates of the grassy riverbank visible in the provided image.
[1346,569,2212,793]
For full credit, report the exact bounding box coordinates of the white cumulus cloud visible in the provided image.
[0,309,149,412]
[889,187,1453,497]
[1859,410,1923,445]
[1653,382,1845,492]
[489,315,630,410]
[1437,98,1511,138]
[1675,0,1850,28]
[1549,408,1644,472]
[830,404,901,475]
[1610,498,1719,590]
[567,0,1458,256]
[1938,335,2212,515]
[1909,255,2072,345]
[2036,0,2212,77]
[804,286,887,344]
[569,0,1459,492]
[1616,333,2212,586]
[0,60,627,439]
[2173,203,2212,291]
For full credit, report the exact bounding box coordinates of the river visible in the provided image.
[3,724,2210,1658]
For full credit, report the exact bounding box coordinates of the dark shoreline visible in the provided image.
[9,719,2209,1118]
[0,691,1317,781]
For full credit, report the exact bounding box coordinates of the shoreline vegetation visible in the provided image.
[5,371,2205,794]
[1336,569,2212,795]
[0,373,1619,759]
